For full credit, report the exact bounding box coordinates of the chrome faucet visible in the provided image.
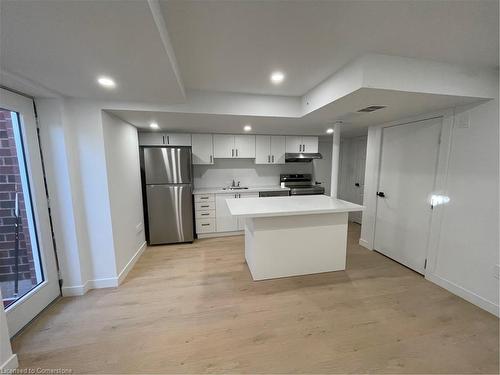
[231,179,236,187]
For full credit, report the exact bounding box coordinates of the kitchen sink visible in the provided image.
[222,187,249,190]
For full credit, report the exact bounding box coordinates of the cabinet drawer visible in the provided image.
[196,218,215,233]
[194,193,215,202]
[195,201,215,211]
[195,210,215,219]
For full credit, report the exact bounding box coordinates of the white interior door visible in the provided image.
[0,89,60,336]
[374,118,442,274]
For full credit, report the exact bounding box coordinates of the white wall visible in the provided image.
[37,99,133,295]
[312,137,333,195]
[0,290,17,371]
[36,99,87,289]
[428,99,499,314]
[102,112,146,277]
[360,97,499,316]
[193,159,312,188]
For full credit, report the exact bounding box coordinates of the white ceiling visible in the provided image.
[1,0,185,102]
[163,0,499,96]
[1,0,497,137]
[109,88,483,137]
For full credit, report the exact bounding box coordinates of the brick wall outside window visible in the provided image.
[0,110,37,289]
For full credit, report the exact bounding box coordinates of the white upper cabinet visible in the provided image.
[165,133,191,146]
[138,132,191,146]
[255,135,286,164]
[213,134,255,158]
[285,136,302,153]
[192,134,214,164]
[234,135,255,158]
[285,136,318,153]
[302,136,319,153]
[270,136,286,164]
[138,132,164,146]
[213,134,234,158]
[255,136,271,164]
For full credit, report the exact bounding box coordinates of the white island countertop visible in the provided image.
[226,195,363,218]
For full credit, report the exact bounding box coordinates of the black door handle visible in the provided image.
[355,183,360,187]
[376,191,385,198]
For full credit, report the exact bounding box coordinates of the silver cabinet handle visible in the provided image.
[162,135,165,144]
[238,193,241,198]
[303,144,305,152]
[268,155,270,163]
[201,205,209,208]
[210,155,213,163]
[166,135,170,144]
[232,149,234,157]
[200,197,208,200]
[272,155,274,163]
[299,144,302,152]
[201,223,210,226]
[236,149,238,157]
[201,213,209,216]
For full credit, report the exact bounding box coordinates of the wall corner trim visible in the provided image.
[117,241,147,285]
[358,238,372,250]
[0,354,18,371]
[426,273,500,317]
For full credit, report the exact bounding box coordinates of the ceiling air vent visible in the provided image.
[357,105,387,113]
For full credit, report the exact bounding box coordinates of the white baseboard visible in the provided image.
[117,241,147,285]
[427,273,499,317]
[61,242,147,297]
[198,231,244,239]
[0,354,18,371]
[359,238,372,250]
[61,280,91,297]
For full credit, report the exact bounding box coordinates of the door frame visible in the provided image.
[373,117,443,274]
[361,108,455,279]
[0,88,60,336]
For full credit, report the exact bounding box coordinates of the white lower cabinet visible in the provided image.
[215,192,259,232]
[216,193,238,232]
[194,193,215,234]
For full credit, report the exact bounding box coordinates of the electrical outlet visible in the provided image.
[136,222,144,234]
[493,264,500,280]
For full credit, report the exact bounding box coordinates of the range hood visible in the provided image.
[285,152,323,163]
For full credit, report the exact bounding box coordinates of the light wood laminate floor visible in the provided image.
[12,224,499,373]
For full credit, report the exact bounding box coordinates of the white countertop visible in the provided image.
[226,195,364,218]
[193,185,290,195]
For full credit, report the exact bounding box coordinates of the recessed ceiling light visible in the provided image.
[97,76,116,89]
[150,122,159,129]
[326,128,334,134]
[243,125,252,132]
[270,71,285,84]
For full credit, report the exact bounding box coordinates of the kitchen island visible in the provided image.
[226,195,363,280]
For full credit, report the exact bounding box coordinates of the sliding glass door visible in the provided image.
[0,88,59,336]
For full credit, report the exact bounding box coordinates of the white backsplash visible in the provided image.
[193,159,312,188]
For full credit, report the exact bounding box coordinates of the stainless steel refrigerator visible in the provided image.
[142,147,194,245]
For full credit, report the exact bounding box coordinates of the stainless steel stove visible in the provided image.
[280,174,325,195]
